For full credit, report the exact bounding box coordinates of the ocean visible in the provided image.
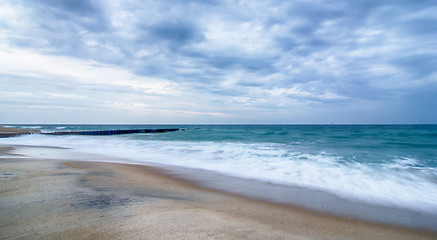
[2,124,437,230]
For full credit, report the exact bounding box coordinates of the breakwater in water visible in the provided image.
[0,127,179,137]
[43,128,179,135]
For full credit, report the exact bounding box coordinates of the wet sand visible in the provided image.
[1,145,436,239]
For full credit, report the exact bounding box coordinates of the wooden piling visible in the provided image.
[42,128,179,136]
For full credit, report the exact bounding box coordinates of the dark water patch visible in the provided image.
[52,172,80,176]
[93,187,192,201]
[79,172,115,187]
[131,188,191,201]
[383,141,437,148]
[74,193,132,209]
[76,172,193,211]
[91,171,115,177]
[0,171,23,180]
[72,186,192,210]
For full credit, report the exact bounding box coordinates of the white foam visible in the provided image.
[23,126,42,129]
[1,134,437,213]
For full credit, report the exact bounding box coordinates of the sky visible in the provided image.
[0,0,436,124]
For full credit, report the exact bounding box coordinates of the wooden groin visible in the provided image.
[0,127,179,137]
[43,128,180,136]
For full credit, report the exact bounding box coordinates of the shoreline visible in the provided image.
[7,143,437,232]
[1,144,437,239]
[160,164,437,231]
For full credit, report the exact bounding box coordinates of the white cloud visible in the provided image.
[1,0,436,123]
[0,48,178,96]
[268,85,348,100]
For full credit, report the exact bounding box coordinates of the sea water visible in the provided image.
[2,124,437,228]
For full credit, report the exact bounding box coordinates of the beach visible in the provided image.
[1,144,436,240]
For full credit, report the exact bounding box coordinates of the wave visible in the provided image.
[24,126,42,129]
[1,134,437,214]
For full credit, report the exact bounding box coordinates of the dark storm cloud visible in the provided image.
[206,55,276,72]
[141,20,205,49]
[4,0,111,64]
[32,0,108,31]
[151,22,200,43]
[287,1,345,24]
[37,0,100,15]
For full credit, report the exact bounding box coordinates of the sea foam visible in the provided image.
[2,133,437,215]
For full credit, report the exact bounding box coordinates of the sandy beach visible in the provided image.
[1,145,436,240]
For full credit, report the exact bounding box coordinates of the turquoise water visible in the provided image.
[17,124,436,167]
[2,124,437,226]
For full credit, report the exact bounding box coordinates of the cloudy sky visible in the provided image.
[1,0,436,124]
